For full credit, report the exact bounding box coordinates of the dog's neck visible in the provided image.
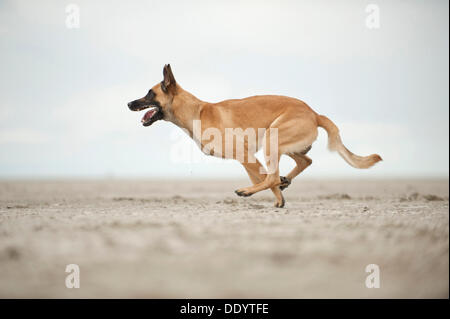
[168,86,206,136]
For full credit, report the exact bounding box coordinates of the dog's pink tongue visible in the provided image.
[142,109,156,122]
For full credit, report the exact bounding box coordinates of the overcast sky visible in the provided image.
[0,0,448,179]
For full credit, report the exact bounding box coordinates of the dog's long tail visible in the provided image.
[316,114,382,169]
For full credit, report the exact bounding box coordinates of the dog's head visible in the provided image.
[127,64,177,126]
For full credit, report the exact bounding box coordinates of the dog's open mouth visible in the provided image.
[140,106,163,126]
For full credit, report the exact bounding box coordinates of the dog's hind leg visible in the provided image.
[235,112,317,207]
[279,146,313,190]
[240,160,284,208]
[279,153,312,190]
[235,148,284,207]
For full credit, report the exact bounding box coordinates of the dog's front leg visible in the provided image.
[236,159,284,208]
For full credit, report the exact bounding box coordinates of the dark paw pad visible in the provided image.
[235,190,252,197]
[274,197,285,208]
[279,176,291,190]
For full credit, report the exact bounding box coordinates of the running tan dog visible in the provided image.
[128,64,382,207]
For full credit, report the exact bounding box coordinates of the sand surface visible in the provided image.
[0,179,448,298]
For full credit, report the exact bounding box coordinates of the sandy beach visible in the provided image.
[0,179,448,298]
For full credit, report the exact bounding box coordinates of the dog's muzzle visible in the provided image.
[127,100,164,126]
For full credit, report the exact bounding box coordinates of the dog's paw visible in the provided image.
[274,197,285,208]
[279,176,291,191]
[235,189,253,197]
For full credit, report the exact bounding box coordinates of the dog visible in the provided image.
[128,64,382,207]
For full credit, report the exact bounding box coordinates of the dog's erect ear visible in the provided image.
[162,64,176,92]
